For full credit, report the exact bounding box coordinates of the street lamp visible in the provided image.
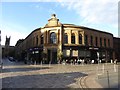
[84,49,86,63]
[70,48,72,63]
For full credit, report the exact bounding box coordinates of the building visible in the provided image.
[15,39,24,61]
[0,30,1,61]
[2,36,15,58]
[15,14,116,64]
[113,37,120,61]
[0,30,1,45]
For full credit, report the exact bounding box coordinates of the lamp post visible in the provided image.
[84,49,86,64]
[70,48,72,64]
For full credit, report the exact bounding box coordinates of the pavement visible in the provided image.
[1,58,119,89]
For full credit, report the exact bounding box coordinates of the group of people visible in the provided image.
[62,58,119,65]
[62,59,99,65]
[112,59,118,64]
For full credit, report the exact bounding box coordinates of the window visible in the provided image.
[85,35,88,45]
[64,33,68,44]
[91,36,93,46]
[40,35,44,44]
[36,36,38,45]
[33,37,35,45]
[100,37,102,47]
[104,38,106,47]
[50,32,57,44]
[79,34,82,44]
[108,39,110,47]
[71,33,75,44]
[95,37,98,46]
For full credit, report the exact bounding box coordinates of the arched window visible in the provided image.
[104,38,106,47]
[85,35,88,45]
[64,33,68,44]
[40,34,44,44]
[95,37,98,46]
[91,36,93,46]
[108,39,110,47]
[50,32,57,44]
[36,36,38,45]
[79,34,82,44]
[71,33,75,44]
[100,37,102,47]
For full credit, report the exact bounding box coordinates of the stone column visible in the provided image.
[82,31,85,45]
[58,27,63,63]
[67,30,71,44]
[76,31,79,44]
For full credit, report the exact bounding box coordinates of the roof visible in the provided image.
[63,24,113,36]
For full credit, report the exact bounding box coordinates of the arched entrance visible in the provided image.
[47,49,57,64]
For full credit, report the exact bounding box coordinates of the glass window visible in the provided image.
[50,32,57,44]
[91,36,93,46]
[64,33,68,44]
[95,37,98,46]
[40,35,44,44]
[108,39,110,47]
[71,33,75,44]
[79,34,82,44]
[33,37,35,46]
[85,35,88,45]
[36,36,38,45]
[100,37,102,47]
[104,38,106,47]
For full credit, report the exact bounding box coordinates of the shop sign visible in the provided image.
[63,50,70,56]
[66,50,70,56]
[72,50,78,56]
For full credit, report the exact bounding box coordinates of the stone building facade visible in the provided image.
[15,14,115,64]
[113,37,120,61]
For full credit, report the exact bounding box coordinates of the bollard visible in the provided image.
[34,61,36,65]
[107,71,110,88]
[41,60,42,67]
[96,66,99,79]
[114,64,116,72]
[102,64,104,73]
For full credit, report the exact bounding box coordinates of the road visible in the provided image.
[1,58,119,89]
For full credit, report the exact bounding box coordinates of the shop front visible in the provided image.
[47,48,57,64]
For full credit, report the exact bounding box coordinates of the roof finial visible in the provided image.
[51,14,56,19]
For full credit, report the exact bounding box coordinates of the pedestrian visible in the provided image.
[91,60,94,64]
[114,59,117,64]
[111,59,113,63]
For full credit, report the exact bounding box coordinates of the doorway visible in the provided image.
[47,49,57,64]
[90,50,97,63]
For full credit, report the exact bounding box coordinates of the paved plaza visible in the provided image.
[0,58,119,89]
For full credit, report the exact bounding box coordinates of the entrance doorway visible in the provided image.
[90,50,97,63]
[47,49,57,64]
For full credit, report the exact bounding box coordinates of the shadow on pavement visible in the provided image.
[2,72,87,88]
[96,77,119,89]
[2,67,51,73]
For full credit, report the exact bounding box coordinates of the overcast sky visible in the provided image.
[1,0,119,46]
